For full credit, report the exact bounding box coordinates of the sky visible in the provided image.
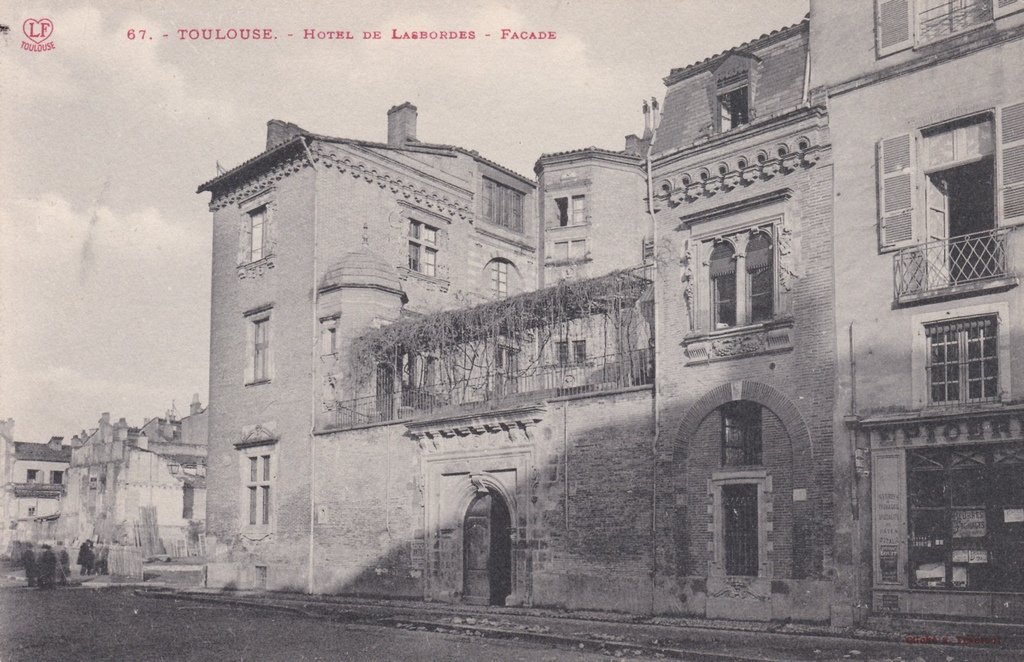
[0,0,809,442]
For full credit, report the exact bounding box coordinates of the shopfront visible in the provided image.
[862,408,1024,621]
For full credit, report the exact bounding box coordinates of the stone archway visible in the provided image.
[462,489,513,605]
[674,380,819,580]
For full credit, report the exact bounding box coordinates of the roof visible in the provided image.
[161,453,207,466]
[663,16,809,86]
[198,126,535,195]
[13,442,72,463]
[537,146,639,160]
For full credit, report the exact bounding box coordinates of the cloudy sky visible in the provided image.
[0,0,808,441]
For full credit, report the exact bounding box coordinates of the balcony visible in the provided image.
[13,482,66,498]
[918,0,991,44]
[319,349,653,431]
[893,227,1016,304]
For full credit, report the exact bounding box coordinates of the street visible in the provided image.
[1,586,1021,661]
[0,587,602,661]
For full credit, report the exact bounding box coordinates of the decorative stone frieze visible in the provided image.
[682,318,794,364]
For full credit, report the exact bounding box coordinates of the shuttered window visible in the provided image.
[877,0,914,56]
[999,101,1024,224]
[878,134,917,250]
[994,0,1024,18]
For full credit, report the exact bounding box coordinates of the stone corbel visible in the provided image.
[761,162,781,179]
[704,180,721,195]
[722,173,741,190]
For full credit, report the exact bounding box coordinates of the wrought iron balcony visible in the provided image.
[319,349,653,431]
[893,227,1015,303]
[918,0,991,43]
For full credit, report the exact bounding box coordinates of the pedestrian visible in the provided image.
[95,542,109,575]
[77,539,94,576]
[37,544,57,590]
[57,542,71,586]
[21,542,37,588]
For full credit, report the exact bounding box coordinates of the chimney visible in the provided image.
[624,134,642,157]
[266,119,303,150]
[387,102,418,147]
[47,436,63,450]
[190,393,202,416]
[136,432,148,451]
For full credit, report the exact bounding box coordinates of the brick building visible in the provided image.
[648,18,839,622]
[196,11,850,623]
[812,0,1024,623]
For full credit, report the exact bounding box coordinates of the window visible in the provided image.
[907,444,1024,592]
[876,0,1013,56]
[723,483,759,576]
[926,316,998,404]
[746,233,774,323]
[710,242,737,329]
[495,345,519,396]
[721,401,762,466]
[27,506,36,517]
[182,484,194,520]
[556,341,569,365]
[252,318,270,383]
[245,453,272,526]
[169,464,180,474]
[481,178,525,232]
[320,318,339,355]
[554,195,586,227]
[51,471,63,485]
[26,470,38,484]
[408,220,438,277]
[490,260,509,298]
[572,340,587,364]
[247,206,267,263]
[553,239,587,263]
[718,86,749,132]
[642,238,655,264]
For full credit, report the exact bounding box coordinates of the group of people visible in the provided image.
[20,539,109,589]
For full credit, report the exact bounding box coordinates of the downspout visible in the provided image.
[644,100,661,614]
[802,49,811,105]
[301,136,319,595]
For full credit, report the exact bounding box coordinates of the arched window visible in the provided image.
[746,232,774,323]
[710,242,737,329]
[489,260,510,298]
[721,400,762,466]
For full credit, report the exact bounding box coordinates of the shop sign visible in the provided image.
[952,509,986,538]
[867,415,1024,449]
[872,450,905,586]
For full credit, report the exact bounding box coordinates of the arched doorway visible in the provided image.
[462,492,512,606]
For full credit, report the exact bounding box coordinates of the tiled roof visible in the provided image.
[664,16,809,85]
[13,442,71,463]
[537,146,636,160]
[198,126,535,194]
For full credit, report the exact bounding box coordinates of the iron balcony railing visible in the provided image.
[320,348,653,431]
[918,0,990,43]
[894,227,1013,302]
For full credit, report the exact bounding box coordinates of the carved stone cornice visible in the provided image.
[405,404,546,442]
[209,152,312,211]
[315,145,473,221]
[682,318,794,364]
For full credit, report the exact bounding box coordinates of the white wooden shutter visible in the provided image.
[998,101,1024,224]
[238,216,252,265]
[244,320,255,384]
[995,0,1024,19]
[878,134,917,250]
[876,0,914,57]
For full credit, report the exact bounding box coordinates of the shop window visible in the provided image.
[408,220,438,277]
[721,401,762,466]
[925,315,998,405]
[908,444,1024,592]
[723,483,759,576]
[481,178,525,232]
[718,86,749,132]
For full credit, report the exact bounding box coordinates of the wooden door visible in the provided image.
[463,494,491,605]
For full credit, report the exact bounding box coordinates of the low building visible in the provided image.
[0,419,71,552]
[61,398,208,556]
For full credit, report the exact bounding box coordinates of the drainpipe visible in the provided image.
[302,136,319,595]
[644,99,661,614]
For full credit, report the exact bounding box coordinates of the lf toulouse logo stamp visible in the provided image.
[22,17,55,52]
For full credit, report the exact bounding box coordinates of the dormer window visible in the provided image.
[718,86,749,132]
